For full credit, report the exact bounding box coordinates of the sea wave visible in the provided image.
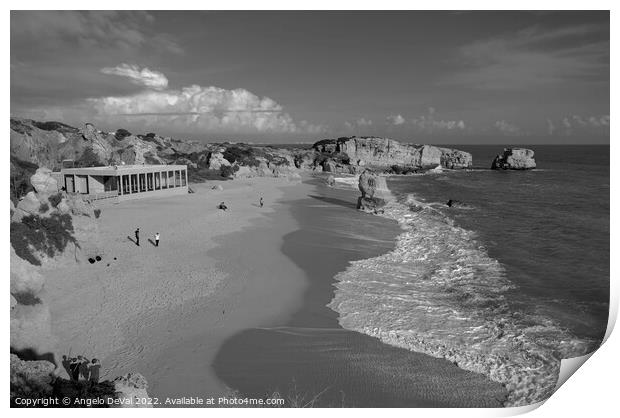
[327,193,596,406]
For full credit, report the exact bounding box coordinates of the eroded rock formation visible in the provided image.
[491,148,536,170]
[314,137,472,171]
[357,169,392,214]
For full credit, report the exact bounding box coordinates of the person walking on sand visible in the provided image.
[88,359,102,385]
[259,197,264,208]
[155,232,160,247]
[135,227,140,246]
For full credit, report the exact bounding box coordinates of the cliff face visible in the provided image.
[10,119,474,182]
[10,118,212,171]
[313,137,472,170]
[491,148,536,170]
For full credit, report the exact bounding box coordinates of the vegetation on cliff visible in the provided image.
[10,213,78,266]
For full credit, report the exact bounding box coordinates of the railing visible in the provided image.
[85,191,120,201]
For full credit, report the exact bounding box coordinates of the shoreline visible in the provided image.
[329,174,596,407]
[41,177,310,401]
[213,177,508,407]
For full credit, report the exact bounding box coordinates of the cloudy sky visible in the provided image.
[11,11,609,144]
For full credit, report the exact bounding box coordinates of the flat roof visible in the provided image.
[59,164,187,176]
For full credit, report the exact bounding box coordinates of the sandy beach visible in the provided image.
[39,175,508,407]
[41,177,310,401]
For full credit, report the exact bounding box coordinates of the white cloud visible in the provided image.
[28,65,325,136]
[558,114,609,135]
[87,83,324,134]
[101,64,169,90]
[345,117,373,130]
[387,114,405,125]
[494,120,522,135]
[409,108,466,133]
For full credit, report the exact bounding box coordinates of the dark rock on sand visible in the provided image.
[491,148,536,170]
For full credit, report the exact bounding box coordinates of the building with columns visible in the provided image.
[57,164,189,202]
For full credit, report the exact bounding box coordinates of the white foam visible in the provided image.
[328,195,595,406]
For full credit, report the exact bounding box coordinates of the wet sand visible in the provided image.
[212,178,508,407]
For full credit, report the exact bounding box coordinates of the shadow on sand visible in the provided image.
[307,194,357,210]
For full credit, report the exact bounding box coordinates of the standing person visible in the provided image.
[259,197,264,208]
[69,358,80,382]
[155,232,160,247]
[61,355,71,377]
[135,227,140,246]
[78,355,90,381]
[88,359,102,385]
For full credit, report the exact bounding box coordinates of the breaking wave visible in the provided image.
[327,193,595,406]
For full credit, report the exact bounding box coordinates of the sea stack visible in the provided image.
[491,148,536,170]
[357,169,392,214]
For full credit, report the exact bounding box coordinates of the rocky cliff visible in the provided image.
[10,120,474,187]
[313,136,472,171]
[491,148,536,170]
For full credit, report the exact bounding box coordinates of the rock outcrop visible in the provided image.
[10,354,56,399]
[491,148,536,170]
[30,167,59,195]
[207,151,231,170]
[314,137,472,171]
[357,169,392,214]
[112,373,151,408]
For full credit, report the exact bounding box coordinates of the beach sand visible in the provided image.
[42,177,310,401]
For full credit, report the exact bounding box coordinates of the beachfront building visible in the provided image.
[57,164,189,202]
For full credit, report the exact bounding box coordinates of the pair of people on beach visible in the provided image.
[134,228,160,247]
[62,355,101,384]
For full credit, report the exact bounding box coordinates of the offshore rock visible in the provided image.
[491,148,536,170]
[314,137,472,170]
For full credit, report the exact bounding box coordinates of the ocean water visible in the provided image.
[328,145,609,406]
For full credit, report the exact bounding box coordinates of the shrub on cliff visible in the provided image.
[10,156,38,204]
[114,129,132,141]
[220,165,239,178]
[32,121,79,134]
[76,148,103,168]
[48,192,63,208]
[10,213,78,266]
[222,146,261,167]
